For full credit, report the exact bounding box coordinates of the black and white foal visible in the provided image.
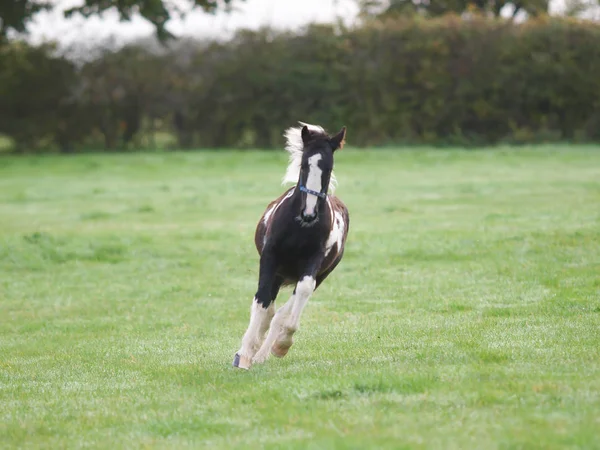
[233,122,350,370]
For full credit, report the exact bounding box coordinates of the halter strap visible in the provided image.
[299,184,327,199]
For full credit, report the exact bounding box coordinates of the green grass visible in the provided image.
[1,146,599,449]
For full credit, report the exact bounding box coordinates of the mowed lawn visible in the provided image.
[1,146,599,449]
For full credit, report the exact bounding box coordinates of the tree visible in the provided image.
[0,1,52,38]
[0,41,79,152]
[357,0,552,19]
[0,0,243,42]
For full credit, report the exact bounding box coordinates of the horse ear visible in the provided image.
[330,126,346,151]
[301,126,311,145]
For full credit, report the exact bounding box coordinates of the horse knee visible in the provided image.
[254,291,273,309]
[295,276,316,299]
[283,324,298,335]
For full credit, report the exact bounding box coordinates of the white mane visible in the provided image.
[281,121,338,194]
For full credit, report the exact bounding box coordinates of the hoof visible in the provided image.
[232,353,251,370]
[271,342,291,358]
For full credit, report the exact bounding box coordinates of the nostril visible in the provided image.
[301,212,316,222]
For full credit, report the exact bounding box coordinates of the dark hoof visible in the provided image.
[232,353,251,369]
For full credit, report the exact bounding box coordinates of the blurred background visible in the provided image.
[1,0,600,153]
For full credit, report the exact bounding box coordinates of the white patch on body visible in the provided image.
[303,154,322,217]
[325,209,346,257]
[282,122,337,193]
[263,189,294,226]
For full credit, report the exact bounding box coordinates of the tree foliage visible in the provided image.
[357,0,597,19]
[0,0,242,41]
[0,1,52,38]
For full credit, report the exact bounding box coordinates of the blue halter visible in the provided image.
[299,183,327,199]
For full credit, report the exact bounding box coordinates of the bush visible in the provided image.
[0,42,79,152]
[2,15,600,152]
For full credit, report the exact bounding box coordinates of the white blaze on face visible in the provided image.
[304,154,323,216]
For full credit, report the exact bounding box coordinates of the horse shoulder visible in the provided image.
[254,187,295,254]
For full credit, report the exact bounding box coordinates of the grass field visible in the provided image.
[1,146,599,449]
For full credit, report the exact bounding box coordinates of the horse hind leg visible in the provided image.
[252,292,295,364]
[271,254,344,358]
[270,274,317,358]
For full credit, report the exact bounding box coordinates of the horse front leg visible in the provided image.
[233,252,278,370]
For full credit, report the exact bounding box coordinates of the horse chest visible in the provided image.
[275,227,325,255]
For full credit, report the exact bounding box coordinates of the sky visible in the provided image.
[24,0,360,47]
[22,0,592,48]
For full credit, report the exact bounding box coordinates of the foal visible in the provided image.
[233,122,350,370]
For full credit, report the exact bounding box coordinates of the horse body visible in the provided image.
[254,188,349,288]
[233,122,350,370]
